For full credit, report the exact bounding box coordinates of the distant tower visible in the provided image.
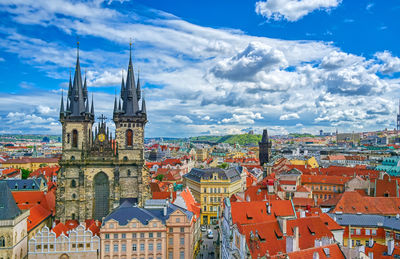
[259,129,272,167]
[397,99,400,131]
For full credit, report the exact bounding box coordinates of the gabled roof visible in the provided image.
[280,244,345,259]
[27,204,51,232]
[333,191,400,215]
[0,181,21,220]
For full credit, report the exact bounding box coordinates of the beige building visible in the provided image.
[100,199,195,259]
[28,224,100,259]
[183,167,246,224]
[0,182,30,259]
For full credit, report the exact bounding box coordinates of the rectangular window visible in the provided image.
[132,244,137,251]
[105,234,110,239]
[169,251,173,259]
[140,243,145,251]
[350,229,355,235]
[356,240,361,246]
[153,223,157,227]
[157,243,162,251]
[356,229,361,235]
[204,197,206,203]
[396,233,400,240]
[204,188,207,193]
[169,227,173,233]
[149,243,153,251]
[132,233,137,238]
[149,232,153,238]
[204,206,207,212]
[224,188,227,193]
[169,238,173,245]
[114,244,119,252]
[157,232,162,238]
[180,227,184,233]
[105,244,110,252]
[176,218,180,223]
[365,229,370,235]
[180,237,184,245]
[122,243,126,252]
[180,251,185,259]
[122,233,126,239]
[114,234,118,239]
[132,223,137,228]
[140,233,145,238]
[372,229,377,236]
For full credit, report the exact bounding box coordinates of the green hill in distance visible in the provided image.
[190,134,262,146]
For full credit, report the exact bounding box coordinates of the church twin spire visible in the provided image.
[113,42,146,119]
[60,42,146,122]
[60,42,94,120]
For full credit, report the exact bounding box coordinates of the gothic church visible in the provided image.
[56,45,149,222]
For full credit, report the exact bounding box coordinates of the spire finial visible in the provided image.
[77,36,80,59]
[129,37,132,56]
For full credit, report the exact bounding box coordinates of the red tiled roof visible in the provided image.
[152,191,176,201]
[279,180,297,185]
[332,191,400,215]
[319,213,343,231]
[27,204,51,232]
[52,222,69,237]
[12,191,46,210]
[244,185,280,202]
[231,200,295,226]
[280,244,345,259]
[375,177,399,197]
[179,187,200,218]
[292,197,314,207]
[65,220,79,230]
[365,242,400,259]
[301,175,351,185]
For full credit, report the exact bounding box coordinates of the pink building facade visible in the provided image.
[100,199,194,259]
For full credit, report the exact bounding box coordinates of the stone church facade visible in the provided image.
[56,45,150,222]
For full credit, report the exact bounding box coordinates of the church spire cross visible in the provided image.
[98,114,107,124]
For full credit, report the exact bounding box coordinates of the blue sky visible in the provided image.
[0,0,399,137]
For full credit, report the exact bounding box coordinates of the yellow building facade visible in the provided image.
[183,167,246,225]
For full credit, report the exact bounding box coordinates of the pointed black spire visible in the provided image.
[66,98,70,113]
[90,93,94,115]
[83,69,88,101]
[85,98,89,113]
[113,91,118,114]
[261,129,268,143]
[118,98,121,111]
[122,41,139,116]
[60,90,65,115]
[67,69,72,98]
[136,69,141,101]
[70,41,85,116]
[141,92,146,114]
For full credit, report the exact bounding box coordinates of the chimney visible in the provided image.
[300,210,306,218]
[278,218,287,236]
[163,206,167,216]
[293,226,299,252]
[387,238,394,255]
[348,225,352,248]
[313,251,320,259]
[266,202,271,215]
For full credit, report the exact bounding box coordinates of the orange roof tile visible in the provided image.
[27,204,51,232]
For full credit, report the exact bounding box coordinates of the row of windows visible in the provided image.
[310,185,342,192]
[169,227,185,233]
[204,196,222,203]
[36,243,91,249]
[203,187,227,194]
[313,194,332,200]
[203,206,218,212]
[350,228,377,236]
[105,242,162,253]
[105,232,162,239]
[108,222,160,229]
[67,129,134,148]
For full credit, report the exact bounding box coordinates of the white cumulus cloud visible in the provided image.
[255,0,342,22]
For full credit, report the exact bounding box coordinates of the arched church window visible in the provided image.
[70,156,75,161]
[123,156,128,161]
[126,129,133,146]
[72,194,76,199]
[71,180,76,188]
[72,130,78,148]
[127,170,131,177]
[0,236,5,247]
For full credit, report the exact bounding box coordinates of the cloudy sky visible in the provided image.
[0,0,399,137]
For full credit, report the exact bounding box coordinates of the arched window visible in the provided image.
[0,236,5,247]
[72,129,78,148]
[126,129,133,146]
[72,213,76,220]
[72,194,76,199]
[123,156,128,161]
[127,170,131,177]
[71,180,76,188]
